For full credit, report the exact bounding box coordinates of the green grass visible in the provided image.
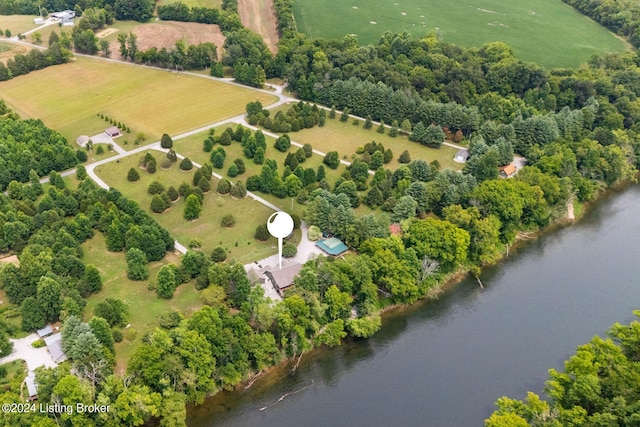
[264,105,463,171]
[0,15,40,36]
[93,152,281,263]
[293,0,629,68]
[0,56,277,144]
[0,359,27,392]
[82,233,202,371]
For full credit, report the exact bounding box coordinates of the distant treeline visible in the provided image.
[562,0,640,48]
[0,0,154,21]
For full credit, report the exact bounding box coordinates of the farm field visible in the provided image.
[264,105,464,171]
[97,20,226,61]
[93,152,281,263]
[238,0,279,53]
[293,0,629,68]
[0,15,40,36]
[0,56,277,144]
[82,233,202,371]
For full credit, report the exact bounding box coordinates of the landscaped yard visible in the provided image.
[0,56,277,144]
[82,233,202,371]
[93,151,282,263]
[293,0,629,68]
[262,104,464,171]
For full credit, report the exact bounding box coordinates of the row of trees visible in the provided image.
[0,42,71,81]
[562,0,640,48]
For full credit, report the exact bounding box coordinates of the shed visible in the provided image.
[264,262,302,296]
[105,126,120,137]
[499,164,517,178]
[453,149,470,163]
[75,135,89,147]
[44,333,66,363]
[34,17,44,24]
[36,325,53,338]
[316,237,348,256]
[25,371,37,400]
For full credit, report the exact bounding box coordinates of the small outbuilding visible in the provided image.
[316,237,348,257]
[25,371,38,401]
[105,126,120,138]
[264,262,302,296]
[44,333,66,363]
[453,149,470,163]
[51,10,75,20]
[36,325,53,338]
[75,135,89,147]
[499,164,517,178]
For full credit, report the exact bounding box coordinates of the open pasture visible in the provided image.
[293,0,629,68]
[0,15,40,36]
[0,41,30,64]
[0,56,276,144]
[94,152,280,263]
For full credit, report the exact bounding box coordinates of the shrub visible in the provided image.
[197,176,211,193]
[167,186,179,201]
[180,157,193,171]
[183,194,202,220]
[307,225,322,241]
[228,164,239,177]
[303,143,313,158]
[217,178,231,195]
[398,150,411,163]
[282,243,297,258]
[234,158,246,174]
[112,329,123,343]
[160,159,172,169]
[323,151,340,169]
[201,285,226,306]
[254,224,269,241]
[147,181,165,195]
[178,182,190,197]
[31,339,46,348]
[230,181,247,198]
[210,246,227,262]
[274,135,290,152]
[159,311,183,329]
[151,195,169,213]
[127,168,140,182]
[96,145,105,155]
[188,238,202,249]
[146,159,156,174]
[221,214,235,227]
[160,133,173,149]
[167,149,177,162]
[76,149,88,162]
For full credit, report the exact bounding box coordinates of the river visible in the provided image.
[187,184,640,427]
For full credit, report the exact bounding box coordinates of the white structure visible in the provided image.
[51,10,75,20]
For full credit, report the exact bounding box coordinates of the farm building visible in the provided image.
[264,262,302,296]
[44,333,66,363]
[453,149,469,163]
[499,164,517,178]
[51,10,75,20]
[105,126,120,137]
[25,371,38,400]
[316,237,348,257]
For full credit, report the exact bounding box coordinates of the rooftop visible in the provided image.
[264,262,302,291]
[36,325,53,338]
[44,333,66,363]
[316,237,348,256]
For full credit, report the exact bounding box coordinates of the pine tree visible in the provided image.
[197,176,211,193]
[183,194,202,220]
[160,133,173,149]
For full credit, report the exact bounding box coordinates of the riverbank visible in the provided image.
[186,178,637,422]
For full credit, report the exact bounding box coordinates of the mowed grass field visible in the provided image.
[0,15,40,35]
[293,0,629,68]
[82,233,202,371]
[94,152,282,263]
[0,56,277,144]
[0,41,30,64]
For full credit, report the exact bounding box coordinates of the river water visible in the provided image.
[188,184,640,427]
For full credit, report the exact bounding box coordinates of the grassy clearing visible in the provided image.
[82,233,202,371]
[0,41,30,64]
[265,105,463,171]
[293,0,629,68]
[93,152,281,263]
[0,15,39,36]
[0,56,277,144]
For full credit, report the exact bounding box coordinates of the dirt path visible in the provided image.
[237,0,279,53]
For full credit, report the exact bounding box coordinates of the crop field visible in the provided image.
[0,56,277,144]
[82,233,201,370]
[94,152,281,263]
[293,0,629,68]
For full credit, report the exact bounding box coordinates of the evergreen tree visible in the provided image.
[167,186,179,201]
[254,224,269,241]
[183,194,202,220]
[179,157,193,171]
[364,115,373,129]
[156,265,178,299]
[126,248,149,280]
[230,180,247,198]
[160,133,173,149]
[76,164,87,180]
[217,179,231,195]
[197,176,211,193]
[210,246,227,262]
[399,150,412,163]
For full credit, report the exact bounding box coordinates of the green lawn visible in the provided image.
[82,233,202,371]
[0,15,40,36]
[293,0,629,68]
[0,56,277,144]
[93,152,281,263]
[264,105,463,171]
